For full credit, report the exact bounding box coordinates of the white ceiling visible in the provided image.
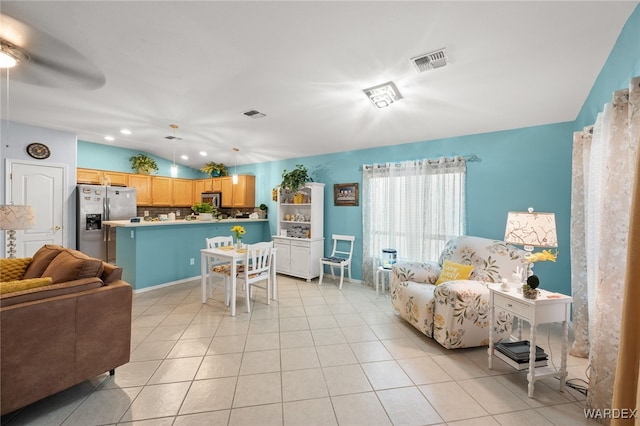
[1,1,637,170]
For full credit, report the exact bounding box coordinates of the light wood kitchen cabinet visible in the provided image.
[77,168,103,184]
[103,171,128,187]
[220,175,255,208]
[128,174,152,205]
[212,178,222,192]
[193,179,213,204]
[172,178,194,207]
[152,176,173,206]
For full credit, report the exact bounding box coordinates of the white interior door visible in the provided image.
[8,161,66,257]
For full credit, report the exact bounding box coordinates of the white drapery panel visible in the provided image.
[361,157,466,285]
[571,76,639,415]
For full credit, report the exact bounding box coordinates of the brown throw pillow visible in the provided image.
[41,249,104,284]
[22,245,65,278]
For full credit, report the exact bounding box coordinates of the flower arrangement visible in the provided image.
[525,249,558,263]
[231,225,246,241]
[130,153,158,174]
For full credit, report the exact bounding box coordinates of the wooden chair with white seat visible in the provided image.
[205,236,235,305]
[318,234,355,290]
[237,241,274,314]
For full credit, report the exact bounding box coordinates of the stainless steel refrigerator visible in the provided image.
[77,184,137,263]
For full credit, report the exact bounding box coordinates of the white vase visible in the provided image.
[199,213,213,221]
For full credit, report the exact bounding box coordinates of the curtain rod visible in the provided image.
[361,154,480,170]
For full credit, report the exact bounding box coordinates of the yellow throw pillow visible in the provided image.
[0,257,32,281]
[0,277,53,295]
[435,260,474,285]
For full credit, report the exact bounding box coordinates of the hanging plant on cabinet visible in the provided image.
[280,164,312,195]
[130,153,159,174]
[200,162,228,177]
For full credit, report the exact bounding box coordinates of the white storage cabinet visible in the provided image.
[272,182,324,282]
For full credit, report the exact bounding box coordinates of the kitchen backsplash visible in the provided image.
[135,207,259,219]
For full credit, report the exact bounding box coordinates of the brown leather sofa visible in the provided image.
[0,245,132,415]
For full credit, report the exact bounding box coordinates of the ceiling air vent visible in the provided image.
[243,109,266,119]
[411,48,448,73]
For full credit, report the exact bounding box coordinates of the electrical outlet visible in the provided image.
[130,230,134,238]
[190,258,195,265]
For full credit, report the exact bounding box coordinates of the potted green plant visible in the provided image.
[522,275,540,299]
[191,202,217,221]
[200,162,228,177]
[130,153,159,174]
[280,164,312,195]
[258,203,268,219]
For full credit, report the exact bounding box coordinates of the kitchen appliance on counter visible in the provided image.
[201,191,221,209]
[77,184,137,263]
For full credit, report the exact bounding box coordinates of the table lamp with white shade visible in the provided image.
[504,207,558,283]
[0,205,36,258]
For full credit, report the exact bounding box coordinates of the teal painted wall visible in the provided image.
[78,4,640,295]
[77,141,203,179]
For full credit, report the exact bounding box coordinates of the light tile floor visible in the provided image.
[1,275,597,426]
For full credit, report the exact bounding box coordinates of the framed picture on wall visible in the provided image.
[334,183,359,206]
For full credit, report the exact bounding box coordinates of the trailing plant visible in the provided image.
[130,153,158,174]
[259,203,268,211]
[200,162,228,177]
[280,164,312,194]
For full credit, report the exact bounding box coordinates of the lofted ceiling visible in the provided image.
[0,1,637,170]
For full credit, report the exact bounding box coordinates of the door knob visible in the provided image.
[54,225,62,230]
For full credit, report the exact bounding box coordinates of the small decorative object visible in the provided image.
[500,277,510,291]
[200,162,228,177]
[522,275,540,299]
[231,225,246,249]
[280,164,311,194]
[334,183,359,206]
[272,188,278,201]
[191,202,217,221]
[26,142,51,160]
[130,153,158,174]
[293,193,305,204]
[259,203,268,219]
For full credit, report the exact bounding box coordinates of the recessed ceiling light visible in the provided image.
[104,135,115,141]
[120,129,132,135]
[181,155,188,160]
[199,151,207,156]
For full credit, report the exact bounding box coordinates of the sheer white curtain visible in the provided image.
[361,156,466,285]
[571,76,639,413]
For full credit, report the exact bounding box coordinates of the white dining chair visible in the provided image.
[318,234,355,290]
[205,236,234,304]
[237,241,274,313]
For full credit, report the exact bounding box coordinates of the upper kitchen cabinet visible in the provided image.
[77,168,128,187]
[152,176,173,206]
[220,175,255,208]
[128,174,152,205]
[173,178,194,207]
[193,179,212,204]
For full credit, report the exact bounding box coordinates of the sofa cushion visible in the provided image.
[0,277,53,295]
[23,245,66,279]
[435,260,474,285]
[0,258,32,281]
[0,278,104,308]
[41,250,104,284]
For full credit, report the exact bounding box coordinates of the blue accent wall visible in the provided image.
[77,141,203,179]
[77,4,640,295]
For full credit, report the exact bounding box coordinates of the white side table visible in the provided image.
[488,285,572,398]
[375,266,391,295]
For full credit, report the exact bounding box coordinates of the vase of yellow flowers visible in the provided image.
[231,225,246,249]
[521,249,558,298]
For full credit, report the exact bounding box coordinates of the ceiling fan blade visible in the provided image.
[0,12,105,89]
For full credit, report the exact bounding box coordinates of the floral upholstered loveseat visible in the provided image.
[390,235,527,349]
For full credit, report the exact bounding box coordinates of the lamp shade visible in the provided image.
[504,210,557,248]
[0,205,36,230]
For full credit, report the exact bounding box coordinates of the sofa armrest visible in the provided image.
[0,278,104,308]
[392,261,441,285]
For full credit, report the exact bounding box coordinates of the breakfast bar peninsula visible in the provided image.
[103,218,269,290]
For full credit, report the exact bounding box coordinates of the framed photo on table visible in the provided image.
[334,183,359,206]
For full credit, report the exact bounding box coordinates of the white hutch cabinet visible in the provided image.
[272,182,324,282]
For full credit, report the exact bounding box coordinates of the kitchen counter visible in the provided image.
[106,218,271,290]
[103,218,268,227]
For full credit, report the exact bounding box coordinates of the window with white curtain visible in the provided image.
[361,157,466,285]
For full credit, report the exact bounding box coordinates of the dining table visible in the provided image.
[200,245,277,316]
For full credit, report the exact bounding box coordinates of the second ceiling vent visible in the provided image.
[411,48,448,72]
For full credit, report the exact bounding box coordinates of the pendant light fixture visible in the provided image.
[169,124,179,177]
[232,147,239,184]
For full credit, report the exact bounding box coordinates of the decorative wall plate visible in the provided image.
[26,142,51,159]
